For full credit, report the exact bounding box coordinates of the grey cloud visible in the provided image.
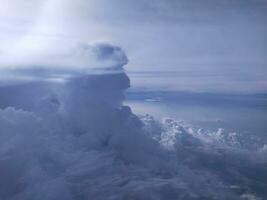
[0,49,266,199]
[0,1,266,198]
[91,43,128,68]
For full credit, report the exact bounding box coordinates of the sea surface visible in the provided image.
[126,90,267,139]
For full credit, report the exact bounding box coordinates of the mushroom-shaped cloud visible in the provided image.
[0,40,128,85]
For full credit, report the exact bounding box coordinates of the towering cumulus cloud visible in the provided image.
[0,42,166,200]
[0,42,266,200]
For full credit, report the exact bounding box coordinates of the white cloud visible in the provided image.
[0,41,128,85]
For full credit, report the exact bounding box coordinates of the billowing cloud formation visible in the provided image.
[0,41,128,85]
[0,102,266,199]
[0,44,266,200]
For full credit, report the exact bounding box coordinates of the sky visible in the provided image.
[0,0,266,93]
[0,1,267,200]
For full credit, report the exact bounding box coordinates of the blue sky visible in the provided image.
[0,0,266,93]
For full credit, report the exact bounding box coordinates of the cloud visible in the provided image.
[1,0,266,93]
[0,1,266,197]
[0,49,266,199]
[1,101,266,199]
[0,41,128,85]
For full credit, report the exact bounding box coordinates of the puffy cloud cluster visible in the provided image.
[0,43,266,200]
